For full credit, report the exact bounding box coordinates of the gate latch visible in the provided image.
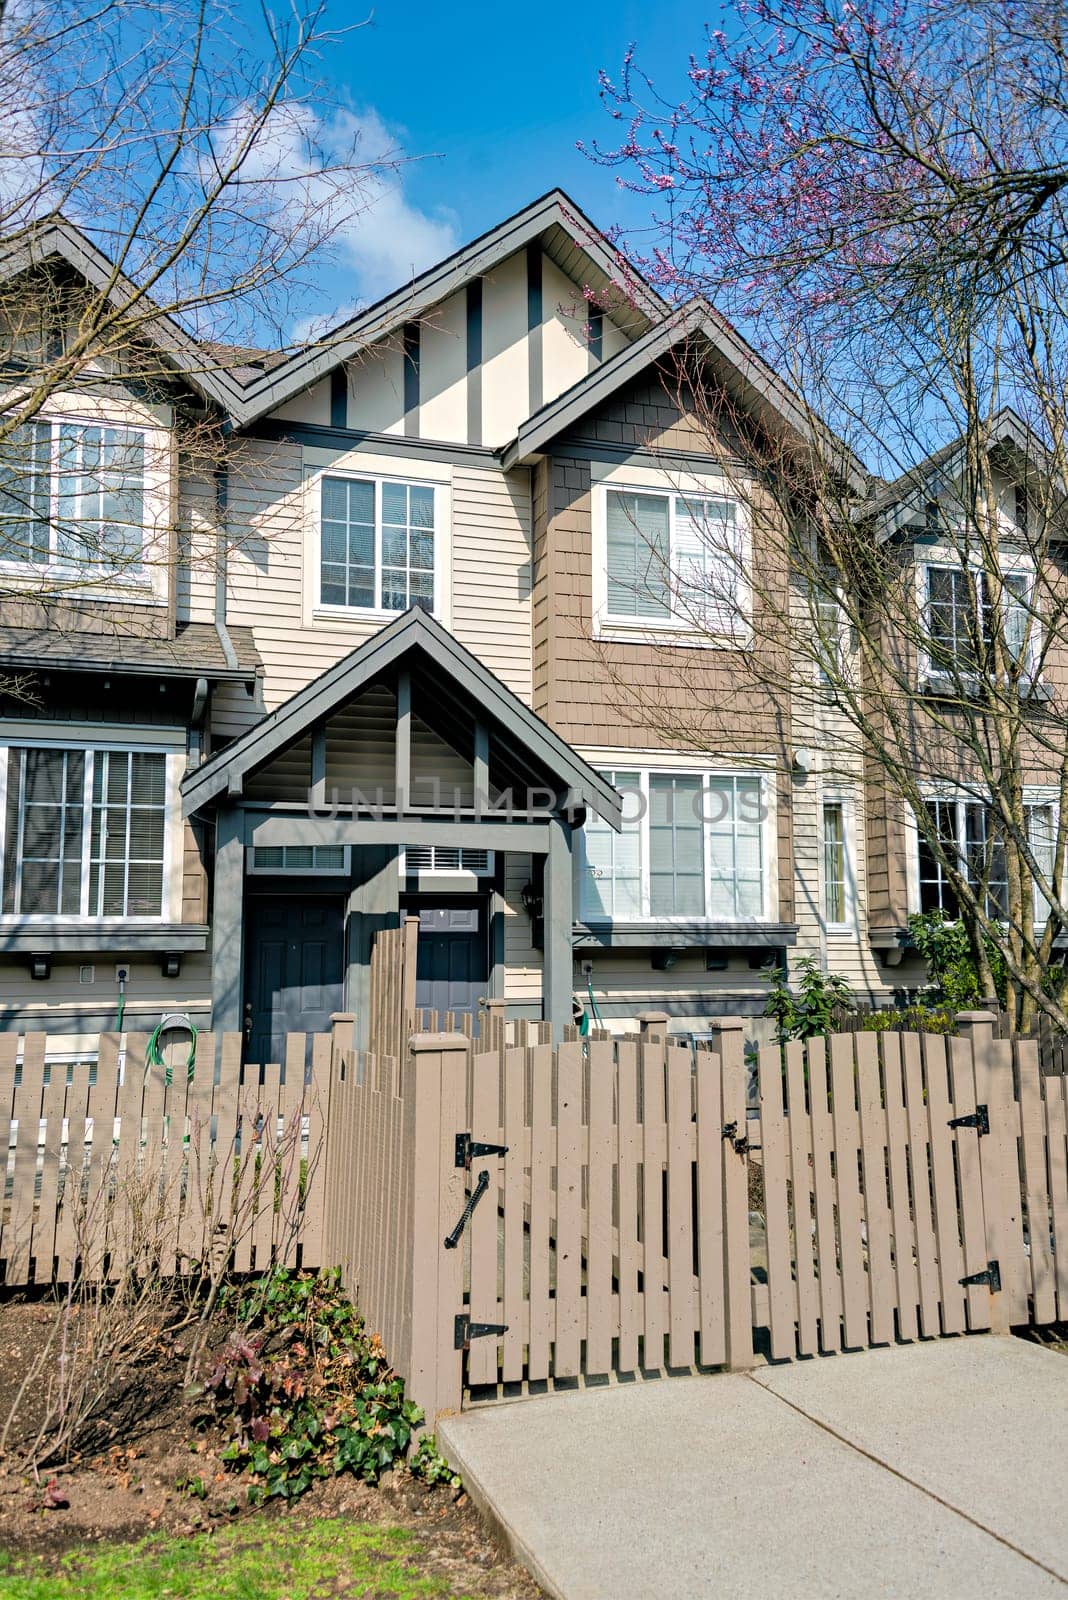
[960,1259,1001,1292]
[444,1169,491,1249]
[455,1313,508,1350]
[948,1105,990,1136]
[722,1120,750,1155]
[455,1132,509,1169]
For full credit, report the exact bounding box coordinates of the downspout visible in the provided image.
[213,459,239,672]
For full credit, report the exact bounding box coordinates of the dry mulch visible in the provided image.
[0,1300,540,1598]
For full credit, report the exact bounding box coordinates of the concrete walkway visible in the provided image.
[438,1337,1068,1599]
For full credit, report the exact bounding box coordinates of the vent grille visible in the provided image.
[404,846,491,875]
[250,845,347,873]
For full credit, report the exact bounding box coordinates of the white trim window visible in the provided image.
[822,799,850,927]
[923,562,1035,678]
[579,769,770,922]
[916,795,1055,923]
[0,419,146,574]
[318,473,436,614]
[2,745,169,919]
[595,484,750,640]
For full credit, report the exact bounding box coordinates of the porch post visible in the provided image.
[211,805,245,1034]
[348,845,401,1052]
[542,815,574,1041]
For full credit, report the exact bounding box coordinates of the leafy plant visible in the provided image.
[906,911,993,1010]
[409,1435,461,1490]
[764,957,856,1044]
[856,1004,956,1034]
[203,1269,423,1505]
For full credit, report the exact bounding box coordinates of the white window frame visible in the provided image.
[307,457,452,626]
[578,765,776,924]
[0,394,172,605]
[0,734,183,925]
[821,791,856,932]
[905,785,1059,925]
[918,549,1039,684]
[398,847,495,879]
[591,470,752,647]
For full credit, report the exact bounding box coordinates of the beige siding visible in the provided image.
[0,954,212,1031]
[419,289,467,442]
[502,852,543,1004]
[542,257,591,401]
[176,463,217,625]
[451,466,533,700]
[271,376,330,425]
[481,251,529,448]
[348,341,405,434]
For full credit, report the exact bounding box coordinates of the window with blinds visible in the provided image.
[0,421,145,571]
[2,747,168,917]
[603,487,747,633]
[402,846,492,875]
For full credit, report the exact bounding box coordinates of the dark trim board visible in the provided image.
[0,924,210,955]
[244,419,500,469]
[572,921,799,950]
[244,814,556,854]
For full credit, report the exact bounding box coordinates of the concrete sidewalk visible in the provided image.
[438,1337,1068,1600]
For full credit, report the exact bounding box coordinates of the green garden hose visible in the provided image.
[146,1017,198,1084]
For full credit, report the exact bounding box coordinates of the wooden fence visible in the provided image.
[326,1009,1068,1424]
[0,1030,330,1287]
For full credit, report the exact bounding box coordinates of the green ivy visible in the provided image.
[203,1268,425,1505]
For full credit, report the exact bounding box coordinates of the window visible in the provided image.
[917,797,1054,921]
[579,770,767,921]
[823,801,848,925]
[402,846,493,875]
[2,746,168,918]
[0,420,145,571]
[816,581,847,686]
[319,475,435,613]
[249,845,349,874]
[925,564,1032,675]
[601,486,747,635]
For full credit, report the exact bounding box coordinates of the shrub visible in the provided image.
[203,1268,424,1504]
[856,1003,956,1034]
[764,956,856,1044]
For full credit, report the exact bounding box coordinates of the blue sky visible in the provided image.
[250,0,719,329]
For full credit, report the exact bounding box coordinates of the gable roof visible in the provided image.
[499,298,867,488]
[863,407,1052,528]
[0,216,247,414]
[225,190,669,430]
[181,605,623,826]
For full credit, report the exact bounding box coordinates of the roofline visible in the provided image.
[225,190,670,430]
[0,646,258,685]
[500,298,866,488]
[181,606,623,825]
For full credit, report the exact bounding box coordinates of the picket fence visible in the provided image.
[324,1010,1068,1424]
[0,1030,330,1285]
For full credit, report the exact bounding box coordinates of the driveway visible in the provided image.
[438,1336,1067,1599]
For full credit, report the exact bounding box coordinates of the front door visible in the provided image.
[414,905,488,1020]
[244,896,345,1065]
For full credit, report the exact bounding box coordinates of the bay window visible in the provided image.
[319,474,435,613]
[0,420,145,571]
[600,485,747,636]
[580,770,768,922]
[2,746,168,919]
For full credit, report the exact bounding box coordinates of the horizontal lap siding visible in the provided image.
[451,467,533,702]
[176,468,218,626]
[503,853,542,1004]
[0,954,211,1034]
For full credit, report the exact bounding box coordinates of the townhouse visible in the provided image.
[2,190,1039,1058]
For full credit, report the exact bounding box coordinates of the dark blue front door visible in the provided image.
[414,906,488,1019]
[244,896,345,1065]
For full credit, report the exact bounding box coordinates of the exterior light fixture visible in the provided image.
[520,881,543,919]
[29,954,52,981]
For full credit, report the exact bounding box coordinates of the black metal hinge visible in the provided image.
[722,1120,750,1155]
[455,1132,509,1169]
[948,1104,990,1136]
[454,1313,508,1350]
[960,1259,1001,1292]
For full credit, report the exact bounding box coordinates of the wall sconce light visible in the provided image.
[29,953,52,981]
[520,881,543,919]
[792,746,813,776]
[651,946,685,971]
[161,952,182,979]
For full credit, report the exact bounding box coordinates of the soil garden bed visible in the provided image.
[0,1299,540,1598]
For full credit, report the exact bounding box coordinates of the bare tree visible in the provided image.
[588,0,1068,1031]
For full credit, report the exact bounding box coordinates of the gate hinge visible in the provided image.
[454,1313,508,1350]
[960,1259,1001,1292]
[721,1120,750,1155]
[455,1132,509,1169]
[948,1104,990,1136]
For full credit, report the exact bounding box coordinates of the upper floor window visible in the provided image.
[0,420,145,572]
[319,474,435,614]
[823,800,849,926]
[917,795,1054,923]
[924,563,1032,676]
[579,768,768,922]
[599,485,748,638]
[1,745,168,919]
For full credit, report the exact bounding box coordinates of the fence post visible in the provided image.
[955,1010,1014,1334]
[330,1012,356,1061]
[407,1031,469,1426]
[481,996,507,1048]
[707,1017,755,1370]
[638,1011,669,1041]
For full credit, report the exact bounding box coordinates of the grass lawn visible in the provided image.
[0,1515,479,1599]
